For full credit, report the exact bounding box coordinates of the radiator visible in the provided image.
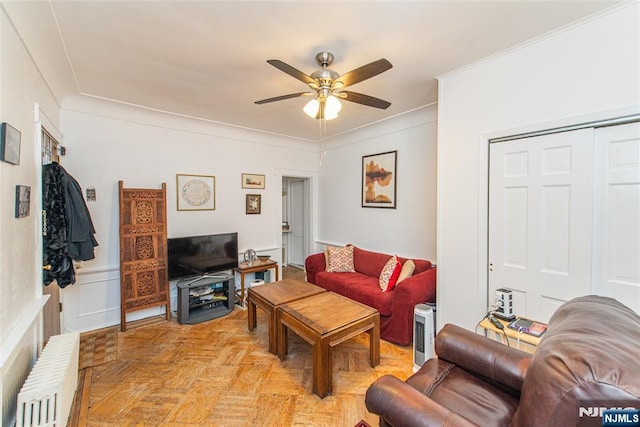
[16,332,80,427]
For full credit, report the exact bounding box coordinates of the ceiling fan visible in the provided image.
[255,52,392,120]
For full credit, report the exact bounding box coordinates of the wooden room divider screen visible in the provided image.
[119,181,171,331]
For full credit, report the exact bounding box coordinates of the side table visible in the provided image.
[478,316,542,354]
[234,259,279,306]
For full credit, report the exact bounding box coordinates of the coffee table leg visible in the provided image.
[267,308,277,355]
[247,299,257,332]
[369,316,381,367]
[314,336,331,398]
[277,313,288,360]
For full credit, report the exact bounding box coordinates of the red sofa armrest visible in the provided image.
[304,252,325,284]
[381,267,436,345]
[365,375,476,427]
[395,267,436,303]
[383,267,436,345]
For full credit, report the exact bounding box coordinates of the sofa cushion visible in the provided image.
[379,255,401,292]
[401,258,431,274]
[513,295,640,426]
[353,246,397,277]
[397,259,415,284]
[354,246,432,277]
[325,245,355,273]
[316,271,393,316]
[407,358,520,426]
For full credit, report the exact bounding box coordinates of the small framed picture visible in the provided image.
[246,194,261,214]
[1,123,21,165]
[362,150,397,209]
[15,185,31,218]
[242,173,265,189]
[176,174,215,211]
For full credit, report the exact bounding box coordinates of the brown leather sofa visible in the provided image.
[365,295,640,426]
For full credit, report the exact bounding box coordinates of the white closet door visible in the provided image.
[593,122,640,313]
[489,128,594,322]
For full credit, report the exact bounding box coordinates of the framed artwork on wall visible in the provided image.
[1,122,21,165]
[362,150,397,209]
[15,185,31,218]
[246,194,261,214]
[242,173,265,189]
[176,174,215,211]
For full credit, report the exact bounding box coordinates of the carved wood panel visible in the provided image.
[119,181,170,331]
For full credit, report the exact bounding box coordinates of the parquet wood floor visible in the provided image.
[73,276,414,426]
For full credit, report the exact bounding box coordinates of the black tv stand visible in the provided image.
[177,272,234,324]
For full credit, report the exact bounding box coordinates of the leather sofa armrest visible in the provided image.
[365,375,477,427]
[304,252,325,284]
[435,324,532,394]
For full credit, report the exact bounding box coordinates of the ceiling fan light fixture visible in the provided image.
[258,51,391,123]
[326,95,342,115]
[303,98,320,118]
[324,110,339,121]
[303,95,342,120]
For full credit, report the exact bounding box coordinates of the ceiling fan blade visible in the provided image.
[334,59,392,88]
[254,92,313,104]
[340,91,391,109]
[267,60,316,85]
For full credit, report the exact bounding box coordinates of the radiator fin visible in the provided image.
[16,332,80,427]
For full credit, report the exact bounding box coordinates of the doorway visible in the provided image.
[282,177,310,269]
[41,127,62,341]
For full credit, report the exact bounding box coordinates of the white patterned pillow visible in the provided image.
[326,245,355,273]
[379,255,402,292]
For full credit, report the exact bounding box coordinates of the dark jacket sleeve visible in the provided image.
[61,167,98,261]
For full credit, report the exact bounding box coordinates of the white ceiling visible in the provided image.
[3,0,621,142]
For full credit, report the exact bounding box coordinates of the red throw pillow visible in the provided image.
[379,256,402,292]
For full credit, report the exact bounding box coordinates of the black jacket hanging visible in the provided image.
[43,162,98,287]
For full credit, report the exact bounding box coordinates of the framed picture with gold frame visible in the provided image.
[362,150,397,208]
[242,173,265,189]
[176,174,215,211]
[246,194,261,214]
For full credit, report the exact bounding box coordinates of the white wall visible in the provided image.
[0,6,62,425]
[436,3,640,331]
[59,96,318,332]
[317,105,438,261]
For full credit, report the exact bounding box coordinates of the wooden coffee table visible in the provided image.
[247,278,326,354]
[277,292,380,398]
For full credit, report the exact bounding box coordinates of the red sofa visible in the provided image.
[305,246,436,345]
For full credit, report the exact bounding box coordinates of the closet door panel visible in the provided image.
[593,122,640,313]
[489,128,594,322]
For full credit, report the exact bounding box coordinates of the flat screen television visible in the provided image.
[167,232,238,280]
